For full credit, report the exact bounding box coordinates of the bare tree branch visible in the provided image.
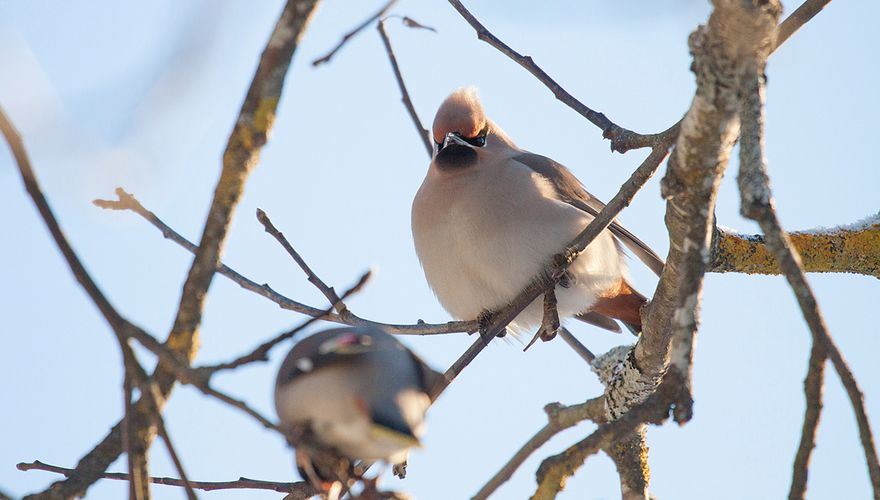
[558,327,596,364]
[122,346,197,500]
[95,188,477,335]
[531,385,676,499]
[122,364,150,500]
[789,342,826,500]
[31,3,322,496]
[1,93,163,500]
[445,0,677,153]
[528,0,791,494]
[474,398,606,499]
[256,208,348,313]
[312,0,399,66]
[776,0,833,49]
[196,272,371,374]
[17,462,316,498]
[606,428,650,500]
[377,18,432,155]
[709,220,880,278]
[736,32,880,498]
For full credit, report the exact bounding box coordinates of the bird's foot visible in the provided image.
[392,461,407,479]
[477,310,506,337]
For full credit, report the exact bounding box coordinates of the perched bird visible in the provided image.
[411,87,663,336]
[274,325,443,473]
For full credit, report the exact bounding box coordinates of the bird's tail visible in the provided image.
[588,279,646,335]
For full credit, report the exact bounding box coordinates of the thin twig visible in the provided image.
[197,271,371,374]
[445,0,832,155]
[558,327,596,364]
[312,0,399,66]
[788,341,827,500]
[776,0,833,49]
[473,398,606,499]
[445,0,679,153]
[377,18,432,155]
[95,188,478,336]
[256,208,347,313]
[17,461,316,497]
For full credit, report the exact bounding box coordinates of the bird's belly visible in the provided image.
[413,183,624,329]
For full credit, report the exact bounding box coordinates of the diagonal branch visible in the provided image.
[377,18,432,155]
[32,3,323,496]
[737,46,880,499]
[121,346,197,500]
[445,0,676,153]
[256,208,347,313]
[1,97,160,500]
[312,0,399,66]
[473,398,606,499]
[196,272,371,375]
[429,145,669,402]
[531,384,677,499]
[788,341,827,500]
[776,0,833,49]
[95,188,477,335]
[446,0,835,156]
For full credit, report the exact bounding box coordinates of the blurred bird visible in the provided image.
[411,87,663,337]
[274,325,443,484]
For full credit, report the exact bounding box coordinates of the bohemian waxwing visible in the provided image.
[274,325,443,471]
[411,87,664,336]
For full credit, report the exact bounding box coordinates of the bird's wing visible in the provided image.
[408,351,447,401]
[513,152,665,277]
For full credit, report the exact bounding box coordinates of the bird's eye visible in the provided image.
[465,134,487,147]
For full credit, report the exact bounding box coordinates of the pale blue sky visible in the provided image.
[1,1,878,499]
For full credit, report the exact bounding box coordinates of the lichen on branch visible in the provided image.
[711,217,880,278]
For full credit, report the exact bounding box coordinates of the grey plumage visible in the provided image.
[413,87,661,335]
[513,152,665,277]
[274,326,441,464]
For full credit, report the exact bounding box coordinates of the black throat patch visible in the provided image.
[435,144,477,170]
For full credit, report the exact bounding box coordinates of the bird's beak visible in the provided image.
[442,132,470,150]
[369,423,423,448]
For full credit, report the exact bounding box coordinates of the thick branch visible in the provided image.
[606,428,650,500]
[530,1,786,494]
[17,462,316,498]
[710,220,880,278]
